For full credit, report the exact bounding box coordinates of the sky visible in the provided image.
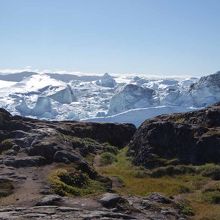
[0,0,220,76]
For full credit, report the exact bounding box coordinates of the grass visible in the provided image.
[48,167,105,196]
[97,147,220,219]
[97,147,203,196]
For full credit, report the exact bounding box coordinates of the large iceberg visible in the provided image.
[96,73,116,88]
[108,84,154,115]
[49,85,77,104]
[189,71,220,107]
[31,96,53,116]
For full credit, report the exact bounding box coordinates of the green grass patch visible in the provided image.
[97,147,204,196]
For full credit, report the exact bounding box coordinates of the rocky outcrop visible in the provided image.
[128,102,220,168]
[0,108,135,168]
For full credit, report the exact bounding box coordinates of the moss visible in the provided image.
[0,139,14,154]
[100,152,117,166]
[0,179,14,197]
[48,168,105,196]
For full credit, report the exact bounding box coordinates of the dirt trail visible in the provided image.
[0,165,54,206]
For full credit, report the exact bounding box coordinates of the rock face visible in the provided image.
[128,103,220,168]
[108,84,154,115]
[0,108,136,167]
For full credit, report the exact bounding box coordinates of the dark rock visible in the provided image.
[57,122,136,148]
[4,156,47,167]
[129,103,220,168]
[99,193,124,208]
[28,140,59,162]
[53,150,81,163]
[144,193,173,204]
[35,195,62,206]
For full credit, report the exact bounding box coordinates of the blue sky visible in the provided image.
[0,0,220,76]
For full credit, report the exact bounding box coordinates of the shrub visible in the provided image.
[202,191,220,204]
[133,170,149,178]
[48,168,105,196]
[0,139,14,154]
[198,164,220,180]
[150,165,196,178]
[103,144,118,155]
[59,170,89,188]
[100,152,117,166]
[177,200,194,216]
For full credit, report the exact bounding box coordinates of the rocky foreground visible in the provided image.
[0,193,188,219]
[0,104,220,219]
[0,108,189,219]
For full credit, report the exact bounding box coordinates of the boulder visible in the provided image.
[35,195,62,206]
[28,140,60,162]
[99,193,123,208]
